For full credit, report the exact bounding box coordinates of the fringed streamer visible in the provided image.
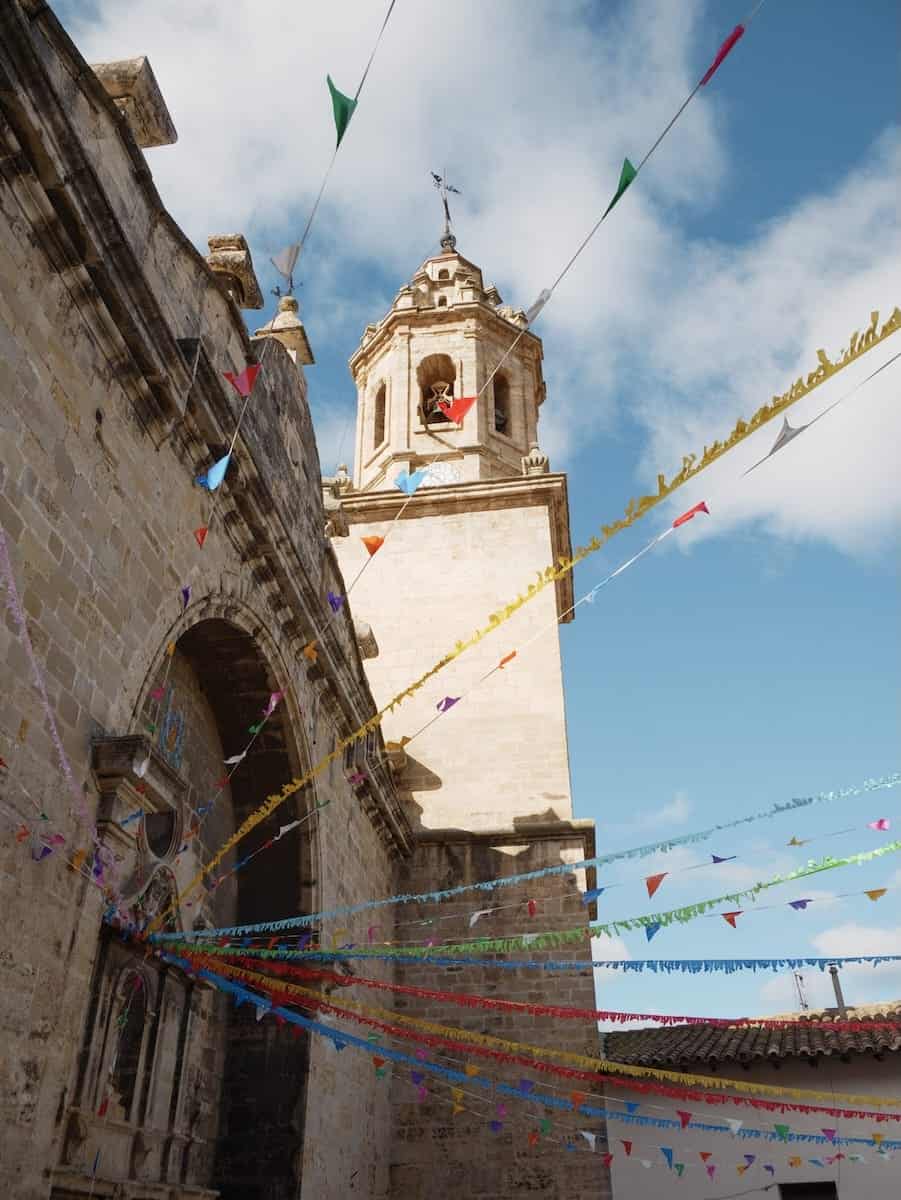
[183,949,901,1034]
[152,774,900,940]
[259,952,901,976]
[166,840,901,957]
[178,952,901,1111]
[150,307,901,932]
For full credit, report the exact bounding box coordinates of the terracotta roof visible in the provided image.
[604,1002,901,1068]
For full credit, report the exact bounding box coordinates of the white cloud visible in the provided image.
[64,1,901,557]
[757,921,901,1014]
[608,789,692,835]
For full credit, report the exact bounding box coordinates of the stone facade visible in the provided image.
[0,4,607,1198]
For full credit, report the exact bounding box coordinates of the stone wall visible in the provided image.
[0,3,406,1197]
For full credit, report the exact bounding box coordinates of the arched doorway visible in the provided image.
[65,607,317,1200]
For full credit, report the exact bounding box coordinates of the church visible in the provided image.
[0,3,604,1197]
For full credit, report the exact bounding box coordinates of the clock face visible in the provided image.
[423,461,463,487]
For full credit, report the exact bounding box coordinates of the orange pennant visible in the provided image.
[464,1063,479,1077]
[68,848,88,873]
[15,825,30,843]
[361,535,384,556]
[570,1091,586,1110]
[302,641,318,663]
[452,1104,465,1116]
[866,889,887,901]
[721,911,743,928]
[498,651,517,669]
[645,872,668,899]
[193,526,209,548]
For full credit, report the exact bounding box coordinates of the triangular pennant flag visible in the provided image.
[69,848,88,873]
[372,1056,386,1069]
[736,1165,747,1176]
[97,1096,109,1118]
[661,1147,674,1169]
[822,1129,837,1143]
[464,1063,479,1077]
[789,898,813,910]
[767,415,807,457]
[706,1164,716,1180]
[764,1165,775,1176]
[582,887,606,904]
[196,452,231,492]
[327,75,357,147]
[327,590,344,614]
[676,1110,692,1129]
[527,899,537,917]
[580,1131,597,1151]
[872,1133,885,1145]
[774,1123,790,1141]
[193,526,209,548]
[224,753,246,765]
[361,535,384,556]
[451,1087,463,1104]
[150,685,165,701]
[270,243,300,283]
[302,641,318,663]
[394,468,427,496]
[601,1152,614,1168]
[223,364,261,398]
[625,1102,640,1115]
[866,888,888,901]
[469,909,492,928]
[700,24,745,86]
[452,1103,465,1116]
[788,836,808,846]
[489,1120,503,1134]
[721,911,743,928]
[518,1079,535,1094]
[645,922,661,942]
[809,1158,825,1168]
[699,1152,712,1163]
[711,854,736,864]
[527,1130,540,1147]
[437,394,478,424]
[743,1154,756,1166]
[603,157,637,217]
[672,500,710,528]
[0,756,7,769]
[436,696,460,713]
[639,1159,652,1169]
[570,1092,586,1110]
[498,651,517,669]
[248,722,263,735]
[868,818,890,831]
[645,872,667,898]
[620,1140,632,1156]
[539,1118,551,1135]
[180,585,192,610]
[674,1164,685,1177]
[263,691,283,717]
[789,1156,802,1168]
[525,288,552,325]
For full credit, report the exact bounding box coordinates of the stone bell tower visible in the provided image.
[331,228,587,837]
[329,226,605,1199]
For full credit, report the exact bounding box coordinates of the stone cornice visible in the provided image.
[339,474,575,622]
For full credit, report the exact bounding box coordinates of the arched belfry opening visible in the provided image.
[493,371,510,435]
[73,611,315,1200]
[416,352,456,424]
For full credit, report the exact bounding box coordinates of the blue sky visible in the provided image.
[65,0,901,1019]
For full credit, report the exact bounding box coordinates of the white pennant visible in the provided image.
[469,909,492,928]
[579,1131,597,1152]
[224,752,246,765]
[726,1119,743,1136]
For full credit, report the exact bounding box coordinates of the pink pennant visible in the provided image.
[672,500,709,528]
[150,686,165,702]
[223,364,261,398]
[868,818,890,831]
[700,25,745,86]
[822,1129,837,1143]
[706,1164,716,1180]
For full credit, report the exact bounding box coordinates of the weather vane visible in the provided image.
[431,169,461,250]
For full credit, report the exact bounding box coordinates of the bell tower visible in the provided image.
[350,240,547,490]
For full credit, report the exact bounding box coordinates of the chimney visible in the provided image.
[828,964,848,1017]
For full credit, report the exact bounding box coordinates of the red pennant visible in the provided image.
[673,500,710,528]
[700,24,745,86]
[193,526,209,548]
[498,651,517,669]
[372,1056,386,1069]
[15,826,30,843]
[645,872,668,899]
[721,911,743,928]
[527,1131,539,1147]
[699,1151,712,1163]
[223,364,261,398]
[361,535,384,557]
[620,1140,632,1157]
[570,1091,586,1110]
[97,1096,109,1117]
[601,1153,614,1168]
[437,394,478,423]
[0,756,7,769]
[676,1110,692,1129]
[527,899,537,917]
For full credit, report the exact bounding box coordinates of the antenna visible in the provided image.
[792,971,809,1012]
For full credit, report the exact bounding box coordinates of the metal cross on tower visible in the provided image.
[431,170,461,251]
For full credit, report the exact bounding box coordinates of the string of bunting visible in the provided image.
[166,952,901,1116]
[148,306,901,932]
[155,772,898,939]
[176,947,901,1034]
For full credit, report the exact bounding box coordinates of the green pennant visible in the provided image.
[327,75,357,148]
[603,157,637,218]
[248,722,263,735]
[540,1118,551,1135]
[774,1123,790,1141]
[674,1164,685,1177]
